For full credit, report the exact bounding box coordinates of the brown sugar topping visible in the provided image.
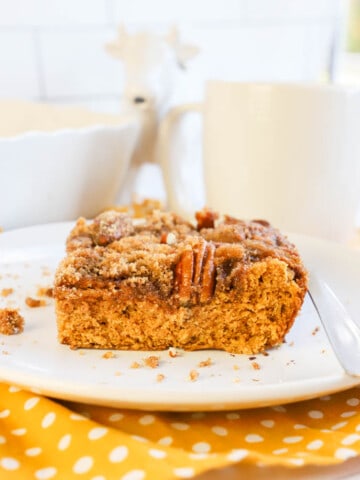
[55,208,307,310]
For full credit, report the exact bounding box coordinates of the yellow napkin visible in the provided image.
[1,383,359,479]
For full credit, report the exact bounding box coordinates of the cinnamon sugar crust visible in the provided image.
[54,209,308,354]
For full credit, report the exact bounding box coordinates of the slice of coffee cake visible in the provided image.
[54,209,308,354]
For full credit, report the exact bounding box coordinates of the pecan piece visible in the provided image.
[175,248,194,304]
[193,238,207,286]
[175,240,216,304]
[195,208,219,230]
[199,242,216,302]
[92,211,134,246]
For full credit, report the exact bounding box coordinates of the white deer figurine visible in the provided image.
[105,25,199,201]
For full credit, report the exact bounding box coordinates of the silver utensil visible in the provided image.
[308,273,360,377]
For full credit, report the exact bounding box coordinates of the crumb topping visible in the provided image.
[55,208,307,308]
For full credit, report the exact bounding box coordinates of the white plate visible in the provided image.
[0,223,359,411]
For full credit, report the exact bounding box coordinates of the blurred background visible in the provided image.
[1,0,360,220]
[0,0,359,113]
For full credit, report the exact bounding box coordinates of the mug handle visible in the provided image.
[157,102,203,218]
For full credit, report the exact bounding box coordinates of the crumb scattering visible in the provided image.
[36,286,54,298]
[312,326,320,336]
[198,357,212,368]
[189,369,199,382]
[144,355,160,368]
[156,373,165,382]
[130,361,141,369]
[0,308,24,335]
[25,297,46,308]
[168,348,180,358]
[1,288,13,297]
[102,351,115,359]
[252,361,261,370]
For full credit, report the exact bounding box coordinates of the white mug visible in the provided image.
[158,81,360,243]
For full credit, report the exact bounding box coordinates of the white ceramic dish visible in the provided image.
[0,102,139,230]
[0,223,359,411]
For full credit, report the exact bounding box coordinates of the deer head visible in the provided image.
[105,25,199,117]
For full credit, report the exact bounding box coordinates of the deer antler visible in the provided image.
[105,24,128,59]
[165,25,200,69]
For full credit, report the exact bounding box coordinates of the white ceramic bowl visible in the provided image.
[0,114,139,230]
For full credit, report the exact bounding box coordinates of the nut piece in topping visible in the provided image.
[195,208,219,230]
[160,232,177,245]
[92,211,134,246]
[175,240,216,305]
[0,309,24,335]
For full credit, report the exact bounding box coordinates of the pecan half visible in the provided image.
[175,240,216,304]
[199,242,216,302]
[175,248,194,304]
[193,238,207,286]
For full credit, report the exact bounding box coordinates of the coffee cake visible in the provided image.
[54,209,308,354]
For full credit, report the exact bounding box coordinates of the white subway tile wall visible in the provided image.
[0,0,343,113]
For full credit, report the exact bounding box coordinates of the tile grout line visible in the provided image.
[32,27,47,101]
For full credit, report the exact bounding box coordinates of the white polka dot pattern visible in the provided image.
[0,383,360,479]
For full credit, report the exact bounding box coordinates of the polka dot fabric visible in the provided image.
[1,383,360,479]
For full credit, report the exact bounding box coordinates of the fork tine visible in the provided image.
[308,273,360,378]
